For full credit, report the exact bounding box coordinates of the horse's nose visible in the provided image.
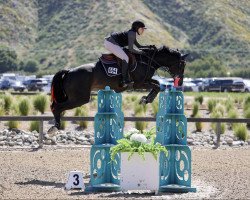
[174,77,180,87]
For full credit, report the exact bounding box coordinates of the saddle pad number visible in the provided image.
[108,67,118,75]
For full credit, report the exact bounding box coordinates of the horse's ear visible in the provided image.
[181,54,189,60]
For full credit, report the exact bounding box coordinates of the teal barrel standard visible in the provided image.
[156,89,187,145]
[156,88,196,193]
[94,87,124,144]
[85,86,123,192]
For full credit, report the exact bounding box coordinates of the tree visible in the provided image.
[186,56,228,78]
[24,60,39,72]
[0,45,18,73]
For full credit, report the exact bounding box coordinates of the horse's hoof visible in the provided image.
[139,97,147,105]
[47,126,58,135]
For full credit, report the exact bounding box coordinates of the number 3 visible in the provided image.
[73,174,79,186]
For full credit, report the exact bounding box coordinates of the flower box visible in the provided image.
[120,152,159,192]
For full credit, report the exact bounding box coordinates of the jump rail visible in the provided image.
[0,116,249,148]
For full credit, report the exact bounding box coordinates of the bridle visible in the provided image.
[139,48,184,81]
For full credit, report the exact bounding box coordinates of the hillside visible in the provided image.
[0,0,249,75]
[143,0,250,69]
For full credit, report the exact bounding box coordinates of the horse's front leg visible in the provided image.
[139,80,160,104]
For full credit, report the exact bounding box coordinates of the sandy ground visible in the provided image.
[0,146,249,199]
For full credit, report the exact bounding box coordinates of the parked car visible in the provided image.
[182,81,199,92]
[0,79,11,90]
[10,81,26,92]
[200,78,217,92]
[204,78,245,92]
[23,79,44,91]
[243,79,250,92]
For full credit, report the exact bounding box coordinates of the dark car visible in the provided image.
[0,79,11,90]
[205,78,245,92]
[23,79,44,91]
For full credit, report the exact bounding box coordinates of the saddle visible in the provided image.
[99,49,137,77]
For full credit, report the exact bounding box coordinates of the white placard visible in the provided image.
[65,171,85,190]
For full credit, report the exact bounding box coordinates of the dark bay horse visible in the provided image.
[49,46,188,133]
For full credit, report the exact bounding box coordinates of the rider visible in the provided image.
[104,20,155,87]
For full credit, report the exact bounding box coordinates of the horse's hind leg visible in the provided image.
[48,98,89,133]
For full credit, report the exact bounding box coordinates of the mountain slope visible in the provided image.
[32,0,183,71]
[0,0,249,74]
[0,0,38,57]
[143,0,250,68]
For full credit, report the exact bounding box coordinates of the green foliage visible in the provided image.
[61,121,66,130]
[29,121,39,132]
[7,121,19,129]
[215,104,225,117]
[23,60,39,72]
[74,106,88,129]
[0,106,4,116]
[33,94,48,114]
[0,45,18,73]
[208,99,216,113]
[195,95,203,105]
[134,104,144,114]
[244,108,250,128]
[1,1,250,74]
[231,68,250,79]
[151,100,158,117]
[234,96,244,105]
[135,111,148,132]
[211,111,225,134]
[233,124,248,141]
[191,102,199,117]
[134,101,147,114]
[131,95,138,102]
[110,128,167,161]
[227,109,238,129]
[195,114,203,132]
[243,96,250,111]
[18,98,30,116]
[186,56,228,78]
[144,0,250,71]
[3,94,12,113]
[225,99,234,112]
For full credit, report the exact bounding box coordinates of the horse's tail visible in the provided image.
[50,70,69,111]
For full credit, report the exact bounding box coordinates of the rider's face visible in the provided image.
[137,28,145,35]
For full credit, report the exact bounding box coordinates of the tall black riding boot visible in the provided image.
[121,60,133,88]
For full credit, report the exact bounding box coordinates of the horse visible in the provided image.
[48,46,188,133]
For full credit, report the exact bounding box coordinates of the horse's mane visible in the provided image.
[158,45,181,58]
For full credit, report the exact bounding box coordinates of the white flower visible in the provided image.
[128,128,140,135]
[130,133,147,143]
[124,128,140,138]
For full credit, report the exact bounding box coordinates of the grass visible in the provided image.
[30,121,39,132]
[195,114,203,132]
[191,102,199,117]
[33,94,48,114]
[215,104,225,117]
[208,99,217,113]
[211,111,226,134]
[227,109,238,130]
[3,94,12,113]
[233,124,248,141]
[18,98,30,116]
[135,111,148,132]
[194,95,203,105]
[151,100,158,117]
[7,121,19,129]
[74,106,88,129]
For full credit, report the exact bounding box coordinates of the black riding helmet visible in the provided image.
[131,20,147,34]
